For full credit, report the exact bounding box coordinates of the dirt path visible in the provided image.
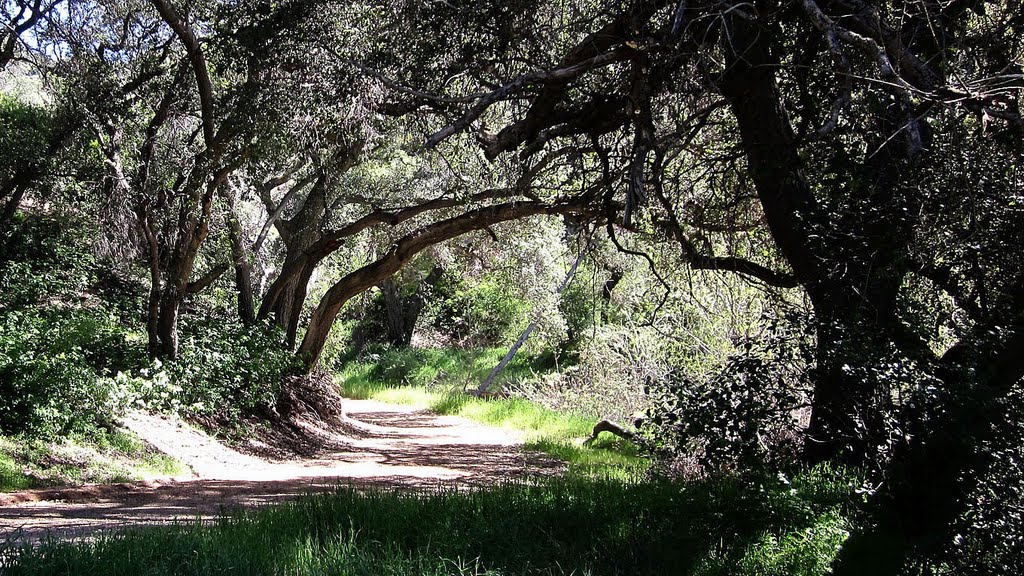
[0,399,560,542]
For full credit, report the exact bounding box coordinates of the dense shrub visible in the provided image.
[558,279,598,350]
[942,386,1024,574]
[1,214,300,435]
[133,319,300,423]
[0,216,143,438]
[642,312,813,475]
[0,309,139,437]
[0,216,97,309]
[0,93,54,184]
[426,272,526,346]
[511,324,660,422]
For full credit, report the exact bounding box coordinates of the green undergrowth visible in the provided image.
[338,350,646,480]
[340,346,550,392]
[0,428,185,492]
[1,468,858,575]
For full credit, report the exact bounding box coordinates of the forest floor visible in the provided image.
[0,399,561,542]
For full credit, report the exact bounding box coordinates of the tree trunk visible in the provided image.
[147,164,229,359]
[0,182,26,226]
[401,265,444,345]
[803,302,896,464]
[231,235,256,326]
[719,13,915,467]
[145,282,162,358]
[262,173,331,347]
[223,186,255,325]
[379,278,406,347]
[256,149,362,347]
[155,289,182,359]
[257,188,508,344]
[600,265,622,324]
[379,265,444,347]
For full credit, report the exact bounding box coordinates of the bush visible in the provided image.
[426,272,526,347]
[643,312,813,475]
[0,216,143,438]
[0,309,140,438]
[512,325,663,422]
[943,386,1024,574]
[0,217,97,310]
[0,214,297,438]
[132,319,300,424]
[558,279,598,350]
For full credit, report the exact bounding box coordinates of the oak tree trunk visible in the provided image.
[224,188,255,325]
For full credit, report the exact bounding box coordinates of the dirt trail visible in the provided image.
[0,399,560,542]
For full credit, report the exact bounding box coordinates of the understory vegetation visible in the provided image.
[0,429,184,492]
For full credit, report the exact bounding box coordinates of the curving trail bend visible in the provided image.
[0,399,560,542]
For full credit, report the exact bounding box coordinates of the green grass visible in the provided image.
[0,451,32,491]
[1,469,857,576]
[338,350,647,480]
[0,429,186,492]
[341,347,547,393]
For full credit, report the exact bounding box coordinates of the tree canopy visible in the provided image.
[1,0,1022,573]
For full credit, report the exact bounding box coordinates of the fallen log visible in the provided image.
[584,418,643,447]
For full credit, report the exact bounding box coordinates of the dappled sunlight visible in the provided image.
[0,399,561,543]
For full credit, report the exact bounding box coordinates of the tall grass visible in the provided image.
[337,349,645,480]
[3,470,857,575]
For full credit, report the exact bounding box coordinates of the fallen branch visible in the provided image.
[584,419,644,447]
[472,250,583,397]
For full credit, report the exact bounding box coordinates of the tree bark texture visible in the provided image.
[378,265,444,347]
[719,12,914,466]
[223,185,255,325]
[600,265,622,324]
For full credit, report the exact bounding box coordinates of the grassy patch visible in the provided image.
[0,451,32,491]
[1,469,857,575]
[339,347,547,394]
[0,429,186,492]
[339,350,646,480]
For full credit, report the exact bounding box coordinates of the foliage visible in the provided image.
[643,312,814,475]
[0,92,53,179]
[0,2,1020,572]
[0,215,98,308]
[942,386,1024,575]
[0,214,294,437]
[341,346,546,392]
[133,319,300,424]
[0,216,144,438]
[514,324,666,423]
[557,277,598,349]
[2,468,859,576]
[425,272,528,347]
[0,309,140,438]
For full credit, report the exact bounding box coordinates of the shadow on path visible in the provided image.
[0,399,562,542]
